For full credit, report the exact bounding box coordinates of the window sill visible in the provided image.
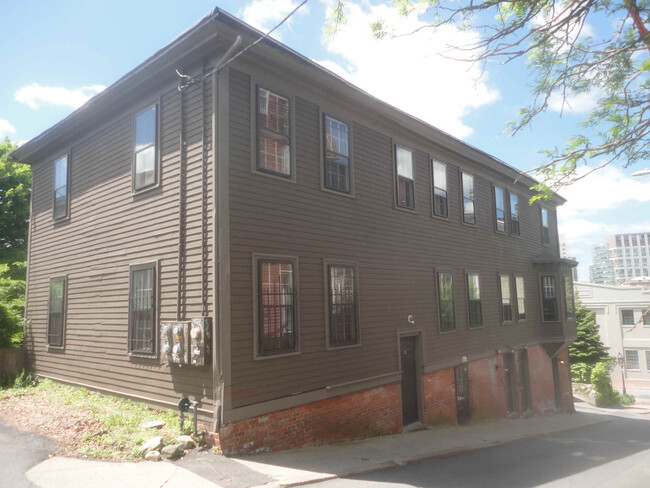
[254,350,301,361]
[46,345,65,352]
[431,213,450,222]
[132,182,162,199]
[326,342,362,351]
[253,168,297,184]
[321,186,355,199]
[129,352,158,360]
[394,204,417,214]
[439,328,458,334]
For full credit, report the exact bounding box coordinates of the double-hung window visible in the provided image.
[323,115,351,193]
[515,276,526,320]
[462,172,475,224]
[128,263,156,355]
[643,309,650,325]
[432,160,448,218]
[625,349,639,370]
[437,271,455,332]
[134,105,157,191]
[395,145,415,209]
[257,87,291,177]
[494,186,506,233]
[541,207,550,245]
[327,264,359,346]
[47,277,66,347]
[564,276,575,320]
[510,194,520,236]
[621,309,635,326]
[257,258,297,355]
[467,273,482,328]
[53,155,69,219]
[500,275,513,322]
[541,275,558,321]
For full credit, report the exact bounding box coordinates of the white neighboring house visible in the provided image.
[576,282,650,384]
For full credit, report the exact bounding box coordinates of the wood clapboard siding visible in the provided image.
[227,67,562,409]
[26,74,215,412]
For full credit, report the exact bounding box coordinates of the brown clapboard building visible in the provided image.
[12,8,577,454]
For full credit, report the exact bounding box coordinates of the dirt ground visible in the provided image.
[0,390,105,457]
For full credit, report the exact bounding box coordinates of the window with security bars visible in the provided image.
[53,155,68,219]
[438,271,455,331]
[621,309,635,326]
[395,145,414,209]
[625,349,639,370]
[494,186,506,233]
[47,277,66,347]
[134,105,157,190]
[467,273,482,328]
[541,207,549,245]
[510,194,520,236]
[258,260,297,355]
[328,264,358,346]
[432,160,448,218]
[500,275,513,322]
[257,87,291,176]
[515,276,526,320]
[324,115,350,193]
[128,264,156,355]
[462,172,475,224]
[541,275,558,321]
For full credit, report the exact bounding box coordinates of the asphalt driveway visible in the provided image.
[0,417,55,487]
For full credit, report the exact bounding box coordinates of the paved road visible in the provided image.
[0,417,55,487]
[311,408,650,488]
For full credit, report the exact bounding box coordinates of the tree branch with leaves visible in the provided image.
[326,0,650,199]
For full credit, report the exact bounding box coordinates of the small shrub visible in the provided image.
[571,363,593,384]
[620,393,635,405]
[591,362,621,407]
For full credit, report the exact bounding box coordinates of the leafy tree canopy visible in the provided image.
[0,138,30,275]
[570,301,609,365]
[326,0,650,198]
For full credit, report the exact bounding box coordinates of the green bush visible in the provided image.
[0,263,25,348]
[571,363,593,383]
[592,362,621,407]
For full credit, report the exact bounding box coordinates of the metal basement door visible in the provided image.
[400,336,419,426]
[503,352,517,415]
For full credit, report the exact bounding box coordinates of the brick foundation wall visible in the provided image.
[556,349,575,412]
[218,382,402,454]
[528,345,557,414]
[469,355,507,421]
[423,368,457,425]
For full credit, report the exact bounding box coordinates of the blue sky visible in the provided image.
[2,0,650,280]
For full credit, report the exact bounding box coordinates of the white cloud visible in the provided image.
[241,0,309,40]
[316,3,500,139]
[558,164,650,219]
[0,119,16,138]
[548,88,602,114]
[15,83,106,110]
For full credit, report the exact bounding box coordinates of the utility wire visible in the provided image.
[178,0,310,90]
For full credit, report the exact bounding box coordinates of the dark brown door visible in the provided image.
[400,336,419,425]
[503,353,517,415]
[518,350,531,412]
[455,364,471,424]
[552,358,563,410]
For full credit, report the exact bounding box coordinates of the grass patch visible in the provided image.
[1,376,193,460]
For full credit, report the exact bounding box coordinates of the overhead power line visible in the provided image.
[177,0,310,91]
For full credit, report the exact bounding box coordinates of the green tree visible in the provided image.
[326,1,650,197]
[0,138,31,275]
[570,302,609,365]
[0,138,30,347]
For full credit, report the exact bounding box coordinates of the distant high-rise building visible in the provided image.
[589,233,650,285]
[559,235,580,282]
[590,244,615,285]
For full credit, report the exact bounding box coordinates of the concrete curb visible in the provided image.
[262,415,612,488]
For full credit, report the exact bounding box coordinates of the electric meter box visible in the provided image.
[190,317,212,366]
[161,321,190,365]
[161,317,212,366]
